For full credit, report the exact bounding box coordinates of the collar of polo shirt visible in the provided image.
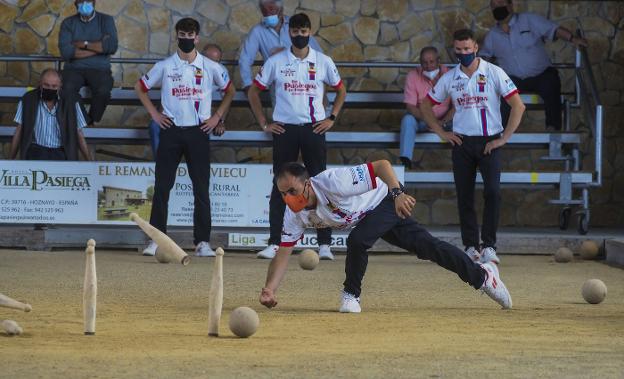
[287,46,316,63]
[174,51,203,68]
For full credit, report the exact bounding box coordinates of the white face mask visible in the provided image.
[423,68,440,80]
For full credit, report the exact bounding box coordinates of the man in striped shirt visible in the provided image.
[10,68,91,161]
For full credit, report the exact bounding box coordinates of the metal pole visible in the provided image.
[593,105,603,187]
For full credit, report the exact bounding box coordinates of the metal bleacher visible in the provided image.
[0,42,603,234]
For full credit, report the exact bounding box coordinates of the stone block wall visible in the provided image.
[0,0,622,227]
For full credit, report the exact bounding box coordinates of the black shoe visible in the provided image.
[399,156,412,170]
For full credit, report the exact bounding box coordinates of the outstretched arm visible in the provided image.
[260,245,294,308]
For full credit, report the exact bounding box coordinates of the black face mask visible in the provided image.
[492,6,510,21]
[41,88,58,102]
[290,35,309,50]
[178,38,195,53]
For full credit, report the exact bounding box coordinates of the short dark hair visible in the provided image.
[277,162,309,182]
[419,46,439,60]
[289,13,311,30]
[453,29,475,42]
[175,18,200,34]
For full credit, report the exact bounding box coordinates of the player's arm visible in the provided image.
[260,245,294,308]
[485,93,525,154]
[134,80,172,128]
[421,97,462,146]
[370,160,416,219]
[9,124,22,159]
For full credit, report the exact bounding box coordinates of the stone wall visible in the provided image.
[0,0,623,227]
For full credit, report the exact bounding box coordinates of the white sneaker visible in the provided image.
[257,244,278,259]
[142,240,158,256]
[195,241,216,257]
[339,291,361,313]
[480,262,512,309]
[319,244,334,260]
[464,246,481,262]
[480,246,501,264]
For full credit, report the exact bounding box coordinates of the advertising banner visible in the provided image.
[0,161,402,227]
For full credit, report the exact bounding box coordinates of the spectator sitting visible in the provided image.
[480,0,588,130]
[147,44,226,158]
[399,46,454,170]
[9,68,91,161]
[58,0,118,127]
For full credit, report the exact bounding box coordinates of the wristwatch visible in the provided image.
[328,114,336,121]
[389,187,404,200]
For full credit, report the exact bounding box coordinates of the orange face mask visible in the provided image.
[283,181,309,213]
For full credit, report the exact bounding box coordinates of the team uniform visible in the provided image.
[140,52,231,246]
[280,163,501,308]
[427,59,518,250]
[254,48,343,251]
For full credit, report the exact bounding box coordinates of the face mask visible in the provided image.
[263,14,279,27]
[178,38,195,54]
[423,68,440,80]
[492,6,510,21]
[290,35,309,50]
[77,1,94,17]
[456,52,476,67]
[40,88,58,102]
[283,181,309,213]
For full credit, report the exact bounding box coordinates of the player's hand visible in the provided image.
[395,193,416,219]
[439,131,462,146]
[571,36,589,48]
[212,121,225,137]
[264,122,285,135]
[200,115,220,133]
[260,287,278,308]
[152,112,173,129]
[484,138,506,155]
[313,119,334,134]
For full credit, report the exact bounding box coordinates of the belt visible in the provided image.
[457,133,502,140]
[171,124,200,129]
[283,122,314,127]
[32,143,64,150]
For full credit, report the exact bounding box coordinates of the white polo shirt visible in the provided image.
[253,48,342,125]
[280,163,388,247]
[427,59,518,136]
[140,52,231,127]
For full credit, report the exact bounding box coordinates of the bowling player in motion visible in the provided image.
[259,160,513,313]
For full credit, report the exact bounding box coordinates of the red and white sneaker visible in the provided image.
[464,246,481,262]
[480,246,501,264]
[480,262,512,309]
[257,244,278,259]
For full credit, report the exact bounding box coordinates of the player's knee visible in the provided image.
[346,233,371,252]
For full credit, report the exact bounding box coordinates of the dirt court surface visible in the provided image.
[1,249,623,379]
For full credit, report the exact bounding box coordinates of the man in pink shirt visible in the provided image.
[400,47,454,169]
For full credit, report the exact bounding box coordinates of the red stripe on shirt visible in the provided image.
[366,162,377,189]
[253,79,267,91]
[139,79,149,93]
[332,80,343,90]
[480,108,488,136]
[222,80,232,93]
[503,88,519,100]
[426,93,441,105]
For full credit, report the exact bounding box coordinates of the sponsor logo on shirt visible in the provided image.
[280,67,296,77]
[451,81,465,92]
[171,86,204,99]
[456,94,489,108]
[167,73,183,83]
[283,80,317,95]
[505,78,516,90]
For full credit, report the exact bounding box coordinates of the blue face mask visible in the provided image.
[77,1,94,17]
[262,14,279,27]
[456,52,476,67]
